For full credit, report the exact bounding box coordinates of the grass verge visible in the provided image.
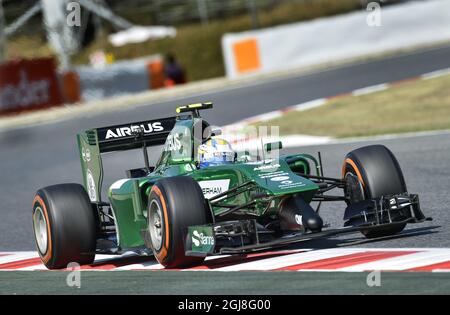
[255,74,450,138]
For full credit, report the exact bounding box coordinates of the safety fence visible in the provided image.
[222,0,450,79]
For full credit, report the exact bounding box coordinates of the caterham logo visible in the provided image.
[202,186,223,195]
[105,122,164,139]
[198,179,230,199]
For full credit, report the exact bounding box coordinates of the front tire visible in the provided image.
[32,184,97,269]
[147,176,209,268]
[343,145,408,238]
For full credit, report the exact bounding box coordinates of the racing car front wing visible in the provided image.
[184,193,432,257]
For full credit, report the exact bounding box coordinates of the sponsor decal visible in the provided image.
[0,71,50,109]
[256,169,306,190]
[81,147,91,162]
[253,163,280,171]
[258,171,287,179]
[278,181,306,189]
[86,170,97,202]
[247,160,272,165]
[192,230,214,247]
[189,226,215,253]
[104,122,164,139]
[270,176,290,182]
[0,58,62,113]
[164,133,182,152]
[198,179,230,199]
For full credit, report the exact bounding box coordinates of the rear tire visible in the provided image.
[32,184,97,269]
[343,145,408,238]
[147,176,209,268]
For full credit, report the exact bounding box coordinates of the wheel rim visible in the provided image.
[33,207,48,255]
[345,172,365,203]
[149,199,164,251]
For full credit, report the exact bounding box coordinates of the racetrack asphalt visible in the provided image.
[1,43,450,252]
[1,271,450,295]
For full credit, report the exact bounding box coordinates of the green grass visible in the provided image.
[6,0,361,82]
[255,74,450,138]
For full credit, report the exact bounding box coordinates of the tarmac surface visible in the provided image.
[2,44,450,251]
[0,45,450,297]
[1,271,450,295]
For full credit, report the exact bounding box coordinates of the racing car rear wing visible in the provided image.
[77,117,176,203]
[92,116,177,153]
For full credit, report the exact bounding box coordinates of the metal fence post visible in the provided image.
[197,0,209,25]
[247,0,260,29]
[0,0,6,62]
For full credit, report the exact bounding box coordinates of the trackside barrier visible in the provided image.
[0,56,166,116]
[222,0,450,79]
[0,58,63,115]
[60,71,81,104]
[67,56,166,103]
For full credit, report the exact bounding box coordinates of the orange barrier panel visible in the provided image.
[0,58,63,115]
[232,38,261,74]
[60,71,81,104]
[147,60,165,90]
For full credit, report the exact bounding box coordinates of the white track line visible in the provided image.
[291,98,327,111]
[338,250,450,272]
[253,111,283,122]
[0,252,39,265]
[2,249,450,272]
[222,67,450,140]
[116,263,164,271]
[212,248,365,272]
[18,264,48,271]
[352,84,389,96]
[116,254,232,270]
[421,67,450,80]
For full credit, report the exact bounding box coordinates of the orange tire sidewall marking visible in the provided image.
[343,158,366,188]
[151,185,170,261]
[32,195,53,264]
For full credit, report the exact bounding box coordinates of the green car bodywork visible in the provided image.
[31,102,429,270]
[77,111,322,250]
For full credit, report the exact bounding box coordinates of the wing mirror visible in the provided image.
[264,141,283,152]
[202,128,222,144]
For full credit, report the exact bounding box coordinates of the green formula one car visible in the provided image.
[32,102,431,269]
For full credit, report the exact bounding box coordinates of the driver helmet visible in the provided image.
[198,137,235,168]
